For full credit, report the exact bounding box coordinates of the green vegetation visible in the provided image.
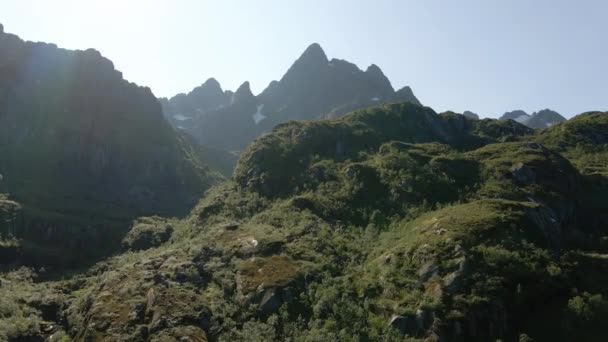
[0,104,606,341]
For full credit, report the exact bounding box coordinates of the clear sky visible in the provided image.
[1,0,606,118]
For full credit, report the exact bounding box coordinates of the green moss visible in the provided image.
[237,255,299,294]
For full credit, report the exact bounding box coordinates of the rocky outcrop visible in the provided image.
[121,217,174,251]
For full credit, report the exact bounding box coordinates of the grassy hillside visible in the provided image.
[0,104,606,341]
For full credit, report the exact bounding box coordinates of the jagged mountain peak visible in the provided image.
[235,81,252,95]
[393,86,419,104]
[280,43,329,83]
[328,58,360,72]
[201,77,222,89]
[163,42,420,149]
[499,109,566,128]
[232,81,255,104]
[300,42,328,64]
[189,78,224,96]
[527,108,567,128]
[365,63,394,94]
[365,63,384,76]
[500,110,531,123]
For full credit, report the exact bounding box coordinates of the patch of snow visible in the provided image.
[371,97,380,102]
[546,122,553,127]
[252,104,266,124]
[177,126,186,130]
[173,114,190,121]
[195,108,203,113]
[514,115,529,123]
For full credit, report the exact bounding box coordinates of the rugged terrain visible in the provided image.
[1,102,606,341]
[1,22,607,342]
[0,27,221,266]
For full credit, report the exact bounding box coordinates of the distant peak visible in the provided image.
[200,77,223,92]
[236,81,252,94]
[395,86,414,95]
[302,43,327,60]
[499,110,531,123]
[0,23,4,34]
[532,109,565,120]
[203,77,221,87]
[534,108,558,115]
[365,64,384,76]
[505,110,529,116]
[280,43,329,84]
[232,81,255,104]
[294,43,329,67]
[363,63,395,94]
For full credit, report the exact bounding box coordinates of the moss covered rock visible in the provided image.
[122,217,174,251]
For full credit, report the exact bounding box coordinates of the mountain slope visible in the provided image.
[0,26,221,266]
[162,43,421,151]
[4,105,605,341]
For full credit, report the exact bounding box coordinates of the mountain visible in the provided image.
[4,102,605,341]
[525,109,568,128]
[161,43,421,151]
[500,110,531,123]
[159,77,231,129]
[500,109,566,128]
[0,26,221,266]
[462,110,480,119]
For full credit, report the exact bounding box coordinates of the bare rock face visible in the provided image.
[0,27,219,267]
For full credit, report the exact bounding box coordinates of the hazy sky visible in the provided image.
[1,0,606,118]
